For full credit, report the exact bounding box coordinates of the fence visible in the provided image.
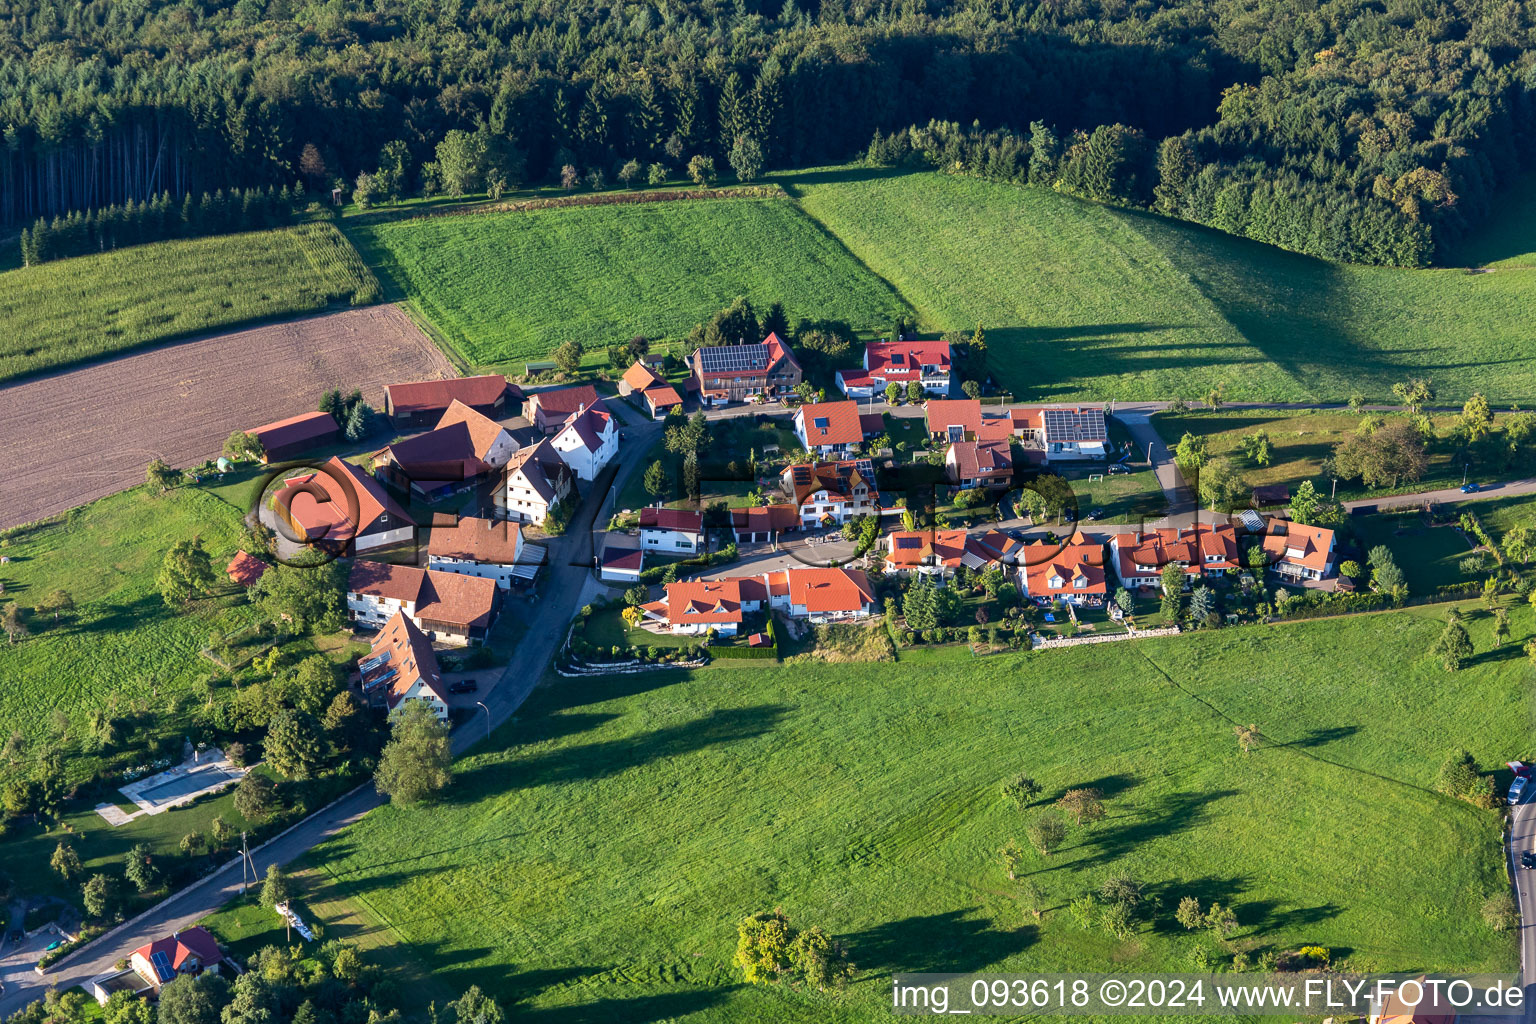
[1031,626,1181,650]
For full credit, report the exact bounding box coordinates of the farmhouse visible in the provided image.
[373,401,518,499]
[883,529,968,575]
[946,439,1013,489]
[730,503,800,544]
[1259,521,1337,581]
[250,410,341,463]
[835,340,952,398]
[1110,525,1240,588]
[1019,534,1109,606]
[273,457,415,555]
[384,374,519,428]
[618,361,684,419]
[690,333,802,405]
[129,927,224,993]
[639,506,704,553]
[357,610,449,719]
[550,404,618,481]
[501,438,575,526]
[780,459,878,525]
[526,384,602,434]
[225,550,268,587]
[427,516,525,589]
[792,400,863,456]
[346,560,500,646]
[1010,407,1109,461]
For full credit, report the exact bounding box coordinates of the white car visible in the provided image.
[1510,777,1528,806]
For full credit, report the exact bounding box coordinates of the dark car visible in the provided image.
[1461,482,1481,493]
[1521,850,1535,868]
[448,679,478,694]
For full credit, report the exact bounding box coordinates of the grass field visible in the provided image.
[290,606,1524,1021]
[789,168,1536,404]
[0,222,379,384]
[1353,517,1480,591]
[347,197,910,372]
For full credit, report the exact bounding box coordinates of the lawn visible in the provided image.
[1054,466,1167,524]
[1151,409,1504,500]
[1353,515,1481,592]
[0,222,379,383]
[293,605,1524,1021]
[789,166,1536,403]
[348,197,910,372]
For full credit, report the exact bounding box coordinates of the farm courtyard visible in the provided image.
[0,304,453,529]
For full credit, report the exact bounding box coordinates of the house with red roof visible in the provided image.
[346,560,500,646]
[1258,521,1337,581]
[225,551,269,587]
[946,439,1013,489]
[730,504,800,545]
[923,399,1015,445]
[357,610,449,719]
[618,361,685,419]
[792,400,863,457]
[600,539,645,582]
[384,374,518,428]
[129,927,224,993]
[1019,534,1109,607]
[250,410,341,463]
[780,459,878,525]
[501,438,574,526]
[883,529,968,575]
[526,384,602,433]
[639,566,874,633]
[272,457,415,555]
[640,507,704,553]
[640,576,766,635]
[690,333,802,406]
[1109,525,1240,589]
[427,516,525,589]
[836,340,952,398]
[373,400,518,499]
[781,566,877,621]
[551,403,618,481]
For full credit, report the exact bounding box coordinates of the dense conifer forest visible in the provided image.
[2,0,1534,264]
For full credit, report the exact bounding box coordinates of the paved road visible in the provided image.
[1510,790,1536,1024]
[0,408,663,1017]
[1341,477,1536,512]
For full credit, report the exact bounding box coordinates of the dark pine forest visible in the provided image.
[2,0,1535,265]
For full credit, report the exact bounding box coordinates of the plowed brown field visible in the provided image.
[0,305,454,529]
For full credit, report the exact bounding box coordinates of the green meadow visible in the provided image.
[347,197,910,372]
[292,606,1524,1022]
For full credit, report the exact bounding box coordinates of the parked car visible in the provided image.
[1108,464,1129,475]
[1510,776,1528,805]
[448,679,479,694]
[1461,482,1481,493]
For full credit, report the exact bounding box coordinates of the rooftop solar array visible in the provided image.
[1041,408,1107,442]
[151,949,175,982]
[696,344,770,373]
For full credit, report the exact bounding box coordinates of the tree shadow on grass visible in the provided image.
[1143,875,1248,934]
[846,909,1038,975]
[1042,789,1240,875]
[1041,772,1139,806]
[1273,724,1360,750]
[515,989,735,1024]
[447,703,790,798]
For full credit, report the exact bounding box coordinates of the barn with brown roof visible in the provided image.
[250,411,341,463]
[384,374,519,428]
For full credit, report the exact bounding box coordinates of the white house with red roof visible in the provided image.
[690,333,802,405]
[640,567,875,633]
[373,400,519,499]
[836,340,953,398]
[640,576,766,635]
[1018,534,1109,606]
[780,459,878,525]
[1109,525,1241,589]
[792,400,863,457]
[550,403,618,481]
[618,361,684,418]
[357,610,449,719]
[883,529,968,575]
[346,560,500,646]
[273,457,415,555]
[1258,521,1337,581]
[639,506,704,552]
[427,516,525,589]
[526,384,602,433]
[501,438,574,526]
[129,927,224,993]
[946,439,1013,489]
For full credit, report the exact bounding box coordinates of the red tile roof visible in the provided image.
[925,399,983,438]
[1020,536,1109,599]
[250,410,340,453]
[134,926,222,975]
[643,384,684,412]
[531,384,601,420]
[797,400,863,448]
[557,404,614,453]
[948,439,1012,481]
[786,566,875,613]
[428,516,522,564]
[504,438,572,504]
[347,561,497,631]
[621,361,664,392]
[386,375,511,415]
[225,551,269,587]
[1260,521,1335,574]
[434,400,512,460]
[1111,525,1240,580]
[657,578,751,626]
[859,413,887,438]
[359,610,446,710]
[864,340,951,379]
[639,507,704,535]
[885,529,968,568]
[781,460,876,507]
[274,457,412,545]
[730,504,800,533]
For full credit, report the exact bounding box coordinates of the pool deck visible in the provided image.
[94,748,248,826]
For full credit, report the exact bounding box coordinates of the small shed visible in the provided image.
[1251,484,1291,508]
[524,360,557,376]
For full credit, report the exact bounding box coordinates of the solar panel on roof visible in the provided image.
[151,949,175,982]
[896,537,921,548]
[698,344,769,373]
[813,417,830,429]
